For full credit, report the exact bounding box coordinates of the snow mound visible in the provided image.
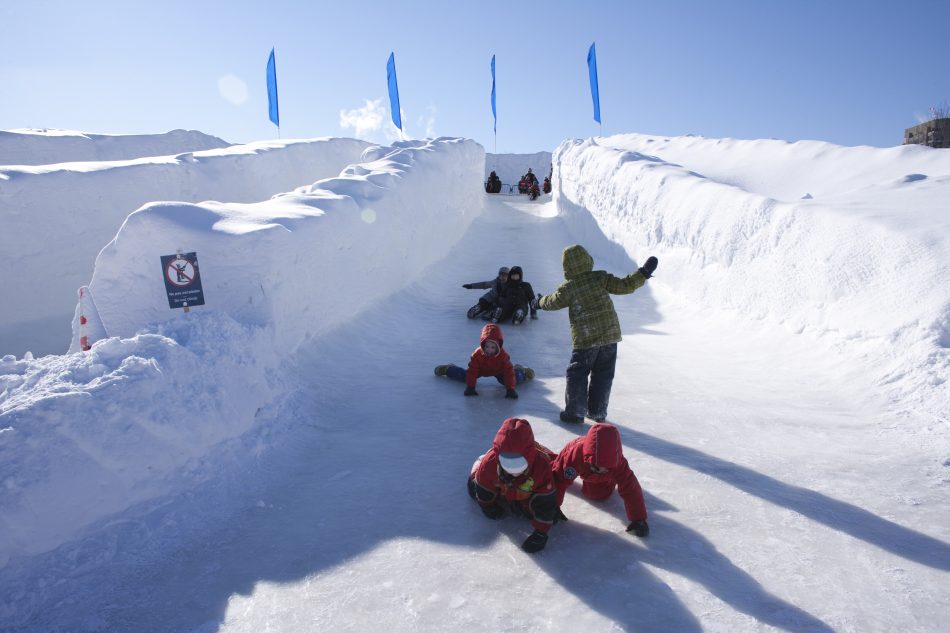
[0,128,230,165]
[0,137,372,357]
[554,134,950,420]
[0,312,282,568]
[1,137,484,567]
[74,137,483,353]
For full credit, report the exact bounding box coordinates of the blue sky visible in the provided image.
[2,0,948,151]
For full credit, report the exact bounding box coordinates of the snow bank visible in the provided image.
[553,134,950,419]
[0,313,282,568]
[0,136,484,568]
[485,151,552,191]
[76,137,483,353]
[0,128,229,165]
[0,137,372,357]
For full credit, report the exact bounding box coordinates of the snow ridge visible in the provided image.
[553,134,950,420]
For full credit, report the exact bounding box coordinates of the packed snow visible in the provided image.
[0,128,230,165]
[0,132,372,357]
[0,129,948,633]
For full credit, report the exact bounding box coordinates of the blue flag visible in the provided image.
[491,55,497,133]
[587,42,601,124]
[387,52,402,130]
[266,48,279,127]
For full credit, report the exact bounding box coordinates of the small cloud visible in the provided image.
[218,74,248,105]
[340,98,405,142]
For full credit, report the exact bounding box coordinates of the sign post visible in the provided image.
[160,251,205,311]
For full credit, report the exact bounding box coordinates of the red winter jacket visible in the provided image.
[466,324,516,389]
[551,423,647,523]
[472,418,558,533]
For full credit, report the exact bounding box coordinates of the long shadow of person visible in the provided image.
[504,487,835,633]
[623,428,950,571]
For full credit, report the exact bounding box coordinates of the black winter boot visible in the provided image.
[522,530,548,553]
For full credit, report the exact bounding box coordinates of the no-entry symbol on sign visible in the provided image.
[160,252,205,309]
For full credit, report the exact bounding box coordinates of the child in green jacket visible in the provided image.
[538,245,657,423]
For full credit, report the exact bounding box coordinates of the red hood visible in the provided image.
[480,323,504,351]
[492,418,535,461]
[582,423,622,469]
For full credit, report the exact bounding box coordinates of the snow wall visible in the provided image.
[0,137,372,357]
[553,134,950,420]
[0,137,484,568]
[0,128,230,165]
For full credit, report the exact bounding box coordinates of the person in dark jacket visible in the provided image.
[490,265,539,325]
[468,417,559,553]
[538,245,658,423]
[463,266,508,319]
[434,323,534,398]
[547,423,650,537]
[485,170,502,193]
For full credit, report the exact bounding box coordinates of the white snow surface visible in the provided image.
[0,131,948,633]
[0,128,230,165]
[0,135,372,357]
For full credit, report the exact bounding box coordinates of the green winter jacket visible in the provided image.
[539,245,647,350]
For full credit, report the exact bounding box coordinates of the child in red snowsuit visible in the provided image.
[548,423,650,537]
[467,417,559,553]
[434,323,533,398]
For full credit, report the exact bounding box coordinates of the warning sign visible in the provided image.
[160,252,205,309]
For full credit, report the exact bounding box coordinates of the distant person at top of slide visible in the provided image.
[485,170,502,193]
[538,245,657,424]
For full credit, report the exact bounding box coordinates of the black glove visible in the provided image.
[505,388,518,399]
[521,530,549,554]
[462,283,473,289]
[464,386,478,396]
[627,519,650,537]
[638,256,658,279]
[481,504,503,520]
[555,507,569,523]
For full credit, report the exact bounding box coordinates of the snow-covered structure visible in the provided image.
[0,135,372,356]
[1,129,948,633]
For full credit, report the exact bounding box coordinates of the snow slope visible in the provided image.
[0,136,371,357]
[554,134,950,422]
[1,131,948,633]
[0,128,230,165]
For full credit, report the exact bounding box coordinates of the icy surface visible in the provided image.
[0,131,947,633]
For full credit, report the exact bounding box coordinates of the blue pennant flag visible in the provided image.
[587,42,601,124]
[387,52,402,131]
[491,55,497,133]
[266,48,279,127]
